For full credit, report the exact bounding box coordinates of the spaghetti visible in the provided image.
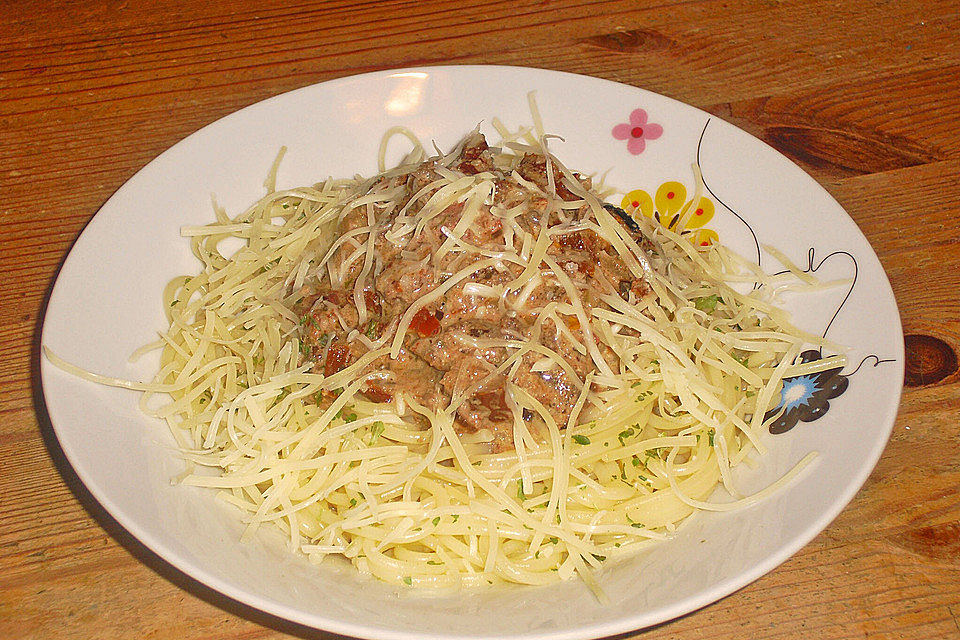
[46,114,842,593]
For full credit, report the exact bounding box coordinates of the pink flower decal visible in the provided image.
[612,109,663,155]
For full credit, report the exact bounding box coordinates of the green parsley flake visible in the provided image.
[432,516,440,526]
[694,294,719,313]
[516,480,526,500]
[572,435,591,445]
[369,421,385,444]
[402,576,412,585]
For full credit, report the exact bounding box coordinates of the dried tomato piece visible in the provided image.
[363,289,382,315]
[410,308,441,337]
[324,343,350,376]
[363,383,392,403]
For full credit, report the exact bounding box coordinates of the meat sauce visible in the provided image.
[295,133,655,451]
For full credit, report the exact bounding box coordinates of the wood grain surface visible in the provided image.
[2,1,959,639]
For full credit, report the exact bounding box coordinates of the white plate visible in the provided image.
[41,66,903,640]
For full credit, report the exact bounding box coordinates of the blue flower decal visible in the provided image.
[765,350,848,434]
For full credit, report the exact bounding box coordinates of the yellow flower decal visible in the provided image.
[621,182,719,247]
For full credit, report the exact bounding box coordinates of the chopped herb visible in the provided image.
[694,294,719,313]
[645,448,658,459]
[516,480,526,500]
[708,429,716,447]
[349,498,357,507]
[432,516,440,526]
[365,319,380,339]
[314,391,323,404]
[620,468,627,481]
[631,381,643,388]
[369,420,385,443]
[427,560,442,566]
[343,412,358,423]
[650,359,659,365]
[631,456,642,467]
[593,554,606,562]
[452,515,459,523]
[402,576,412,585]
[170,300,178,307]
[548,537,559,544]
[572,435,591,445]
[632,522,645,529]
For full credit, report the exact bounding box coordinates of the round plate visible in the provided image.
[41,65,903,640]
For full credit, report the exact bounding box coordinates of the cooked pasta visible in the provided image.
[46,112,842,594]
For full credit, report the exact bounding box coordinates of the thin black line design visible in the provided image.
[696,119,761,270]
[773,247,895,377]
[696,117,897,378]
[771,247,857,348]
[846,354,898,377]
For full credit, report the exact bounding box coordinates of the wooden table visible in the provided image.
[3,1,959,638]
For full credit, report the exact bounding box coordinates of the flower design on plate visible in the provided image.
[620,180,719,246]
[612,109,663,155]
[764,350,849,434]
